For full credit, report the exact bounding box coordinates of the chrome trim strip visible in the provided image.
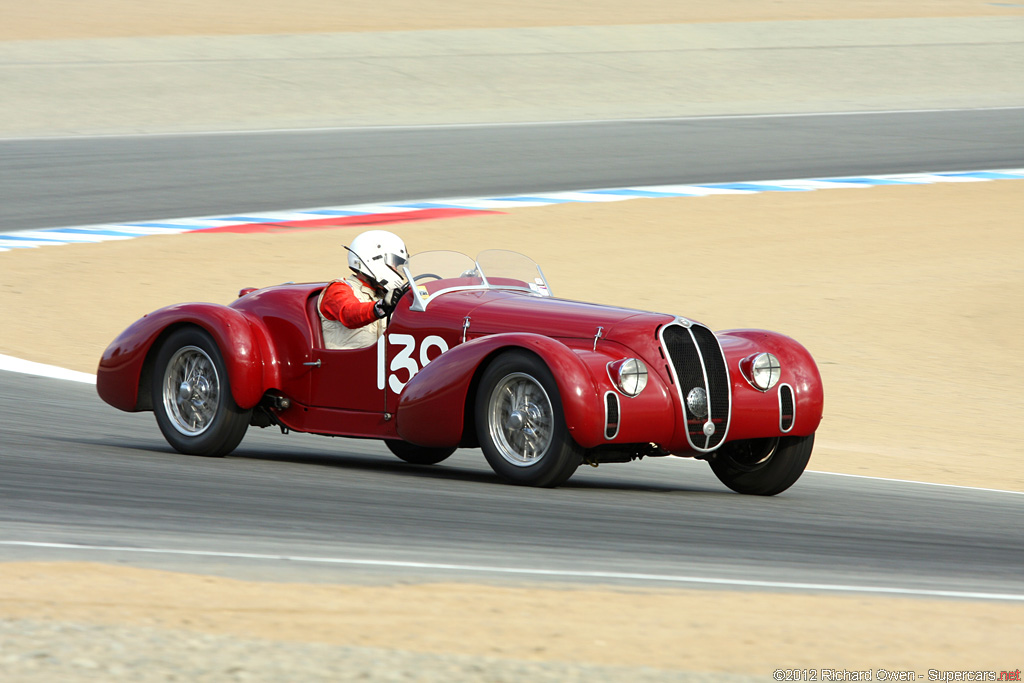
[657,319,732,453]
[656,323,695,451]
[778,383,795,433]
[603,390,620,440]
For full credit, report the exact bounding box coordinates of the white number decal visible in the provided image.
[378,334,450,393]
[388,334,418,393]
[420,335,448,367]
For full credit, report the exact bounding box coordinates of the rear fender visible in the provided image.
[396,333,604,448]
[97,303,276,412]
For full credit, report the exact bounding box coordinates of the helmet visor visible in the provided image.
[384,252,408,271]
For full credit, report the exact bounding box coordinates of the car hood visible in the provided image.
[461,291,676,341]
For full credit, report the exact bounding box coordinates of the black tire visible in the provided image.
[385,440,456,465]
[151,327,250,457]
[709,433,815,496]
[475,350,583,487]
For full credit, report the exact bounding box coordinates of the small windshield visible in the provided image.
[406,251,484,285]
[403,249,550,311]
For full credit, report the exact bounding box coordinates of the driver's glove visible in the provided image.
[375,289,403,318]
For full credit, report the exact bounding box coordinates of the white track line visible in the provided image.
[807,470,1024,496]
[1,541,1021,602]
[3,106,1022,142]
[0,354,96,384]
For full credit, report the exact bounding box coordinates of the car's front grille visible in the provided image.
[660,322,732,451]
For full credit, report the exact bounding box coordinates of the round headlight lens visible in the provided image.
[750,352,781,391]
[608,358,648,397]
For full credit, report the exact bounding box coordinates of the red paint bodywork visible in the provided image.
[98,279,823,455]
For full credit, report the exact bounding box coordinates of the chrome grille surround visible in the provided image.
[658,319,732,452]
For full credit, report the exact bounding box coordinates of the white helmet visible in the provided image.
[346,230,409,294]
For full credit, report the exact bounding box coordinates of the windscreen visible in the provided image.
[476,249,550,296]
[403,249,550,310]
[406,251,483,285]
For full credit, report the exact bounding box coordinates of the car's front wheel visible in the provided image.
[475,350,582,487]
[151,327,250,457]
[385,440,456,465]
[709,434,814,495]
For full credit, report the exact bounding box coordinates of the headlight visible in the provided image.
[607,358,648,397]
[741,352,781,391]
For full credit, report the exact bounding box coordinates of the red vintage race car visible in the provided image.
[98,249,823,494]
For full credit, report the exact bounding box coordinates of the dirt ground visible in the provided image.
[1,562,1022,675]
[2,0,1021,40]
[2,1,1023,678]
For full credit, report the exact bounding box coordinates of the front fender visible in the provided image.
[97,303,276,412]
[718,328,824,438]
[396,333,605,448]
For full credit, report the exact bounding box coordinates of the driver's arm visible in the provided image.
[320,281,385,328]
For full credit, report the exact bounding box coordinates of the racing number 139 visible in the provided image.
[377,334,449,393]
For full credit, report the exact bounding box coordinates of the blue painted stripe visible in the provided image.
[940,171,1024,180]
[123,222,210,229]
[589,189,696,197]
[817,177,923,185]
[0,234,73,242]
[213,216,290,223]
[45,228,142,237]
[702,182,809,192]
[301,210,373,216]
[492,197,583,203]
[397,202,481,209]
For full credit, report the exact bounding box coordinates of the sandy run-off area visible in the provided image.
[2,1,1023,680]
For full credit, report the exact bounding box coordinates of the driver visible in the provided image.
[317,230,409,349]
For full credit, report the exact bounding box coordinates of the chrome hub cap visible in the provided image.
[488,372,553,467]
[162,345,220,436]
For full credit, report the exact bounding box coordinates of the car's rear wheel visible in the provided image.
[151,327,250,457]
[475,350,582,487]
[709,433,814,495]
[385,440,456,465]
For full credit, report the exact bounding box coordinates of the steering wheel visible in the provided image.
[413,273,443,282]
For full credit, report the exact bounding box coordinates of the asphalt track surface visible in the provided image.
[1,109,1023,597]
[2,370,1023,597]
[2,108,1023,231]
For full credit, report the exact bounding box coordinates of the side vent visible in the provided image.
[779,384,795,432]
[604,392,620,440]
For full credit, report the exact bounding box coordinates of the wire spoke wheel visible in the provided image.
[162,345,220,436]
[488,372,554,466]
[151,327,250,457]
[475,351,582,487]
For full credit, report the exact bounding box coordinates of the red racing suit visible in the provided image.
[317,277,386,349]
[319,279,380,328]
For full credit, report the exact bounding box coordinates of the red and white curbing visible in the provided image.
[2,168,1022,252]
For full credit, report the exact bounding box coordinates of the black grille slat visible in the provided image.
[661,322,732,451]
[605,393,620,439]
[662,326,706,444]
[779,384,795,432]
[691,325,731,449]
